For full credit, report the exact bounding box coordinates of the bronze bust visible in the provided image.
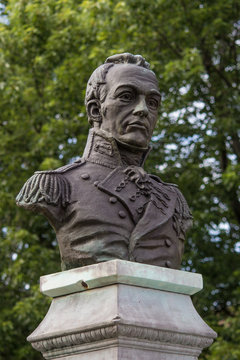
[16,53,192,270]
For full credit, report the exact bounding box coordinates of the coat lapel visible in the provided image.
[97,167,143,223]
[128,190,177,258]
[98,167,177,241]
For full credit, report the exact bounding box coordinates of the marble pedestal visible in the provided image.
[28,260,217,359]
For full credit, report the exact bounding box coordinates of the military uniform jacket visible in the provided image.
[16,129,192,270]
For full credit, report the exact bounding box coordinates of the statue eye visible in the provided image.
[118,91,134,102]
[147,98,159,109]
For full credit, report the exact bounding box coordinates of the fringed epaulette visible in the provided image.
[172,187,193,239]
[16,160,84,208]
[16,172,70,208]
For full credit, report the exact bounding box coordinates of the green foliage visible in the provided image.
[0,0,239,358]
[205,308,240,360]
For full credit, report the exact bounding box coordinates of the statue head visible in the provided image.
[85,53,161,150]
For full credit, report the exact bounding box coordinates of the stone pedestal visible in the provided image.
[28,260,217,359]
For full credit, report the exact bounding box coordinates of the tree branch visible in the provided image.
[231,133,240,162]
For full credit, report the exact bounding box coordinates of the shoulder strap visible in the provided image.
[149,174,178,188]
[34,158,85,175]
[16,171,71,208]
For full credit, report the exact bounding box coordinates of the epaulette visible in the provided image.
[174,187,192,219]
[172,186,193,238]
[16,159,84,208]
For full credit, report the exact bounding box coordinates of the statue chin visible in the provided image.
[115,137,149,152]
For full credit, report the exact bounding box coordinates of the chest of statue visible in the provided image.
[54,161,181,270]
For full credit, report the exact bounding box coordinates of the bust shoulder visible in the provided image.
[149,173,177,188]
[16,159,84,208]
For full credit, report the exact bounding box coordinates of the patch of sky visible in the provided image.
[156,163,168,172]
[235,242,240,253]
[67,137,77,144]
[225,65,235,72]
[152,130,166,142]
[212,50,221,65]
[166,101,206,126]
[203,176,209,184]
[208,221,230,239]
[177,119,185,125]
[174,162,182,168]
[180,134,199,146]
[211,289,220,295]
[2,226,8,234]
[168,109,182,123]
[213,197,219,204]
[192,101,205,111]
[218,222,230,232]
[179,143,195,158]
[217,283,228,289]
[206,96,214,105]
[1,273,10,285]
[69,156,81,163]
[179,84,190,95]
[200,73,209,82]
[201,157,217,167]
[200,257,214,263]
[0,4,8,25]
[218,202,228,211]
[206,129,213,136]
[228,153,238,164]
[12,253,18,261]
[165,143,178,151]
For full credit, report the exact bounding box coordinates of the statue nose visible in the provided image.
[133,97,148,117]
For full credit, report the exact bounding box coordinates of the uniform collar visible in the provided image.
[82,128,151,169]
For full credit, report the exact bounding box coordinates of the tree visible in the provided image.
[0,0,239,358]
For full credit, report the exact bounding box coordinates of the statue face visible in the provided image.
[99,64,161,149]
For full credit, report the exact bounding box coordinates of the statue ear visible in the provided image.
[87,100,102,127]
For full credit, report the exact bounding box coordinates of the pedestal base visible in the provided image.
[28,260,216,359]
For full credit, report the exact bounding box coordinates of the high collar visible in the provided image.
[82,128,151,169]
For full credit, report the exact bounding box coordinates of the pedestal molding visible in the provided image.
[42,338,203,360]
[30,322,214,354]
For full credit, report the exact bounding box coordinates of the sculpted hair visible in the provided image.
[85,53,152,126]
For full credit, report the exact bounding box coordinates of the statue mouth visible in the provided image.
[127,121,148,132]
